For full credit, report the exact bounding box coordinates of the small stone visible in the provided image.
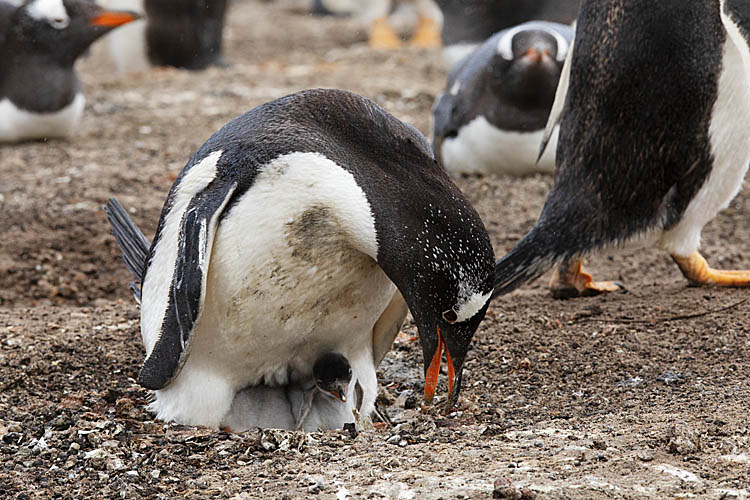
[386,435,401,445]
[592,439,606,450]
[519,488,537,500]
[637,452,654,462]
[493,477,522,500]
[666,423,702,455]
[518,358,531,370]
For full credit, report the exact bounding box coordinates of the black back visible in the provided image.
[145,0,227,70]
[437,0,580,46]
[433,21,573,151]
[0,0,122,111]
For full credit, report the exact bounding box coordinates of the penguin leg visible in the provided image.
[672,251,750,287]
[549,258,624,299]
[369,17,402,49]
[295,389,316,430]
[409,15,441,48]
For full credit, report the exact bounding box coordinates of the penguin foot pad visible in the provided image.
[673,251,750,287]
[549,259,626,299]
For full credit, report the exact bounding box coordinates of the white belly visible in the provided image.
[440,115,557,176]
[0,93,84,143]
[660,32,750,256]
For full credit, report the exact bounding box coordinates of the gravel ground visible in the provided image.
[1,1,749,498]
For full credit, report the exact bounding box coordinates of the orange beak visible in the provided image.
[91,12,138,27]
[424,327,456,402]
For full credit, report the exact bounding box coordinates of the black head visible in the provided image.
[491,23,571,106]
[7,0,138,65]
[313,352,352,403]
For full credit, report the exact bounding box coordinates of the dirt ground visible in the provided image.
[1,1,749,498]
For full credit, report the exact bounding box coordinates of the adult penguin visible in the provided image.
[433,21,574,176]
[106,89,495,428]
[0,0,138,142]
[493,0,750,299]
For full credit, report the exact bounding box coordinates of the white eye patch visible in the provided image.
[497,22,570,63]
[27,0,70,29]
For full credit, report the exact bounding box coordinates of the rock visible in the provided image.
[665,423,701,455]
[493,477,522,500]
[637,452,654,462]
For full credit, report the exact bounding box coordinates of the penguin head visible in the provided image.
[491,24,569,106]
[313,352,352,403]
[375,177,495,405]
[11,0,138,64]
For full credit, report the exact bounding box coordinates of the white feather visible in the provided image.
[26,0,69,28]
[0,94,84,143]
[440,115,557,176]
[148,152,392,427]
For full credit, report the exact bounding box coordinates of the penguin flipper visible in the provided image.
[371,290,408,367]
[720,0,750,76]
[538,39,575,163]
[138,179,238,390]
[105,197,151,302]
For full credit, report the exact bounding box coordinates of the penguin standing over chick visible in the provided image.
[433,21,574,176]
[0,0,138,142]
[106,88,495,429]
[493,0,750,299]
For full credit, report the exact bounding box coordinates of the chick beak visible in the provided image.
[91,11,139,27]
[424,327,457,402]
[327,383,348,403]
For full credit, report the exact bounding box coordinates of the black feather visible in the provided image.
[105,198,151,303]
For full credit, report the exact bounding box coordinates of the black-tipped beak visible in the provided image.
[326,382,349,403]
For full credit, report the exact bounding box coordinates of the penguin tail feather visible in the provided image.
[492,226,568,300]
[105,197,151,302]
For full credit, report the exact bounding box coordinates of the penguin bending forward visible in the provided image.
[433,21,574,176]
[106,89,495,428]
[0,0,138,142]
[493,0,750,299]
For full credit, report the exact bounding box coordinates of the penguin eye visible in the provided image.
[442,309,458,323]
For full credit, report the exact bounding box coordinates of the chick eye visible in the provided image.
[442,309,458,323]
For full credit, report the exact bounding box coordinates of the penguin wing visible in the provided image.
[538,38,575,162]
[432,92,457,144]
[721,0,750,76]
[138,170,238,390]
[371,290,408,367]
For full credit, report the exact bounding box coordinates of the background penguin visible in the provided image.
[105,88,495,429]
[435,0,580,68]
[492,0,750,300]
[100,0,228,72]
[0,0,138,142]
[221,352,354,432]
[432,21,574,176]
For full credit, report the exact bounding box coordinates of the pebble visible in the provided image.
[493,477,522,499]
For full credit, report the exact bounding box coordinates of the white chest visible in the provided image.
[440,115,557,176]
[0,93,85,143]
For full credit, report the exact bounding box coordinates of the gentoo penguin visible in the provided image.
[105,88,495,429]
[220,352,354,432]
[492,0,750,300]
[432,21,574,176]
[0,0,138,142]
[291,352,354,431]
[435,0,580,68]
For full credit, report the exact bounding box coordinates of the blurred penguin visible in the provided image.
[435,0,580,67]
[433,21,574,176]
[100,0,228,72]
